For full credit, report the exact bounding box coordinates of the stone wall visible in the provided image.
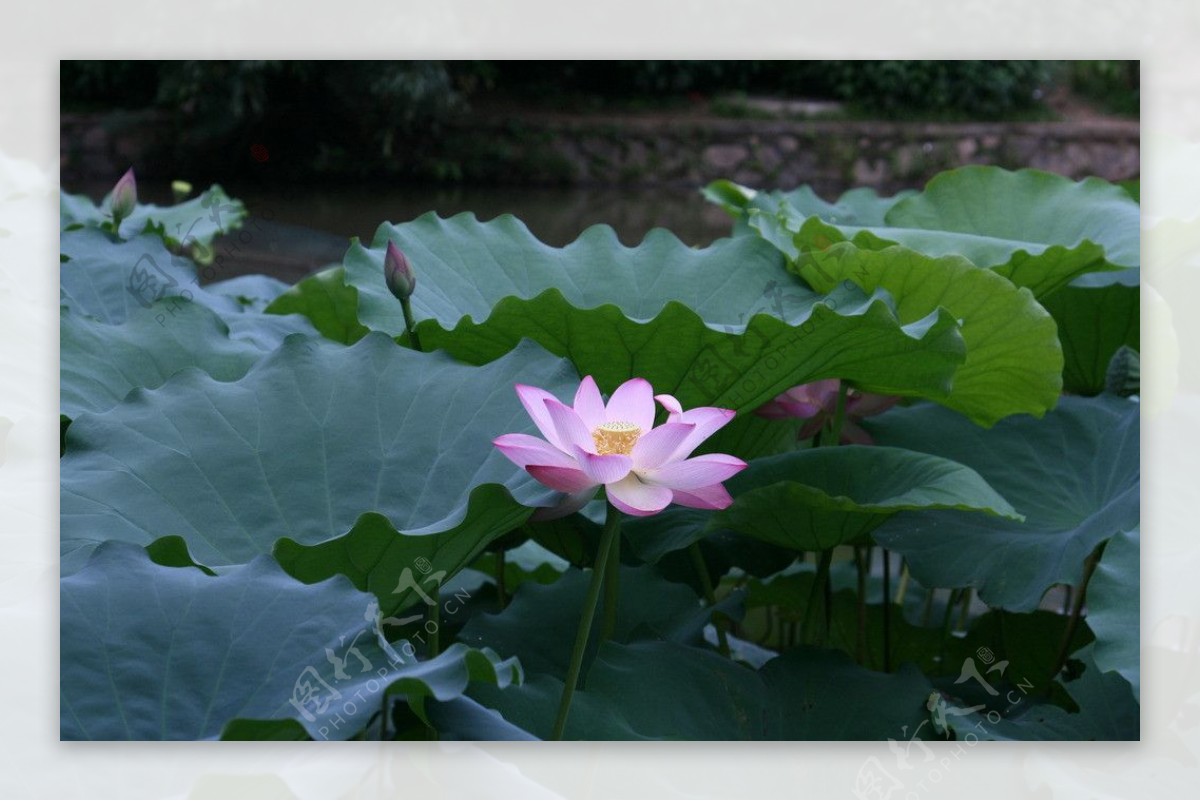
[61,110,1139,196]
[443,114,1140,195]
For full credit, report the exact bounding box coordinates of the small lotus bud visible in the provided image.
[384,240,416,300]
[171,179,193,203]
[111,168,137,225]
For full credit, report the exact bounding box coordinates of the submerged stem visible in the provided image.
[551,501,621,740]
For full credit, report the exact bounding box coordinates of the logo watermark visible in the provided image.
[123,191,276,326]
[852,647,1037,800]
[285,556,474,740]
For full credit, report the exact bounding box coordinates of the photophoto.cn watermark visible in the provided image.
[285,555,473,741]
[853,647,1037,800]
[124,192,276,325]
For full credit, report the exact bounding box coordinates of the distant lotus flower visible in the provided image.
[757,379,899,444]
[383,240,416,300]
[494,377,747,518]
[110,168,137,227]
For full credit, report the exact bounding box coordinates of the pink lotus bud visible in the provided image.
[384,240,416,300]
[111,168,137,224]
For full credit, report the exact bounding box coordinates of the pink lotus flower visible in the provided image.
[757,379,899,445]
[494,377,747,518]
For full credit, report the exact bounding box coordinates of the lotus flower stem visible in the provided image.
[939,588,961,659]
[855,546,868,664]
[495,547,508,609]
[551,501,621,740]
[1047,542,1105,692]
[802,549,834,646]
[689,541,731,658]
[956,587,974,631]
[400,298,423,352]
[600,523,620,641]
[882,548,893,672]
[827,381,850,446]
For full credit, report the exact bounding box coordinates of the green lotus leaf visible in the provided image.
[936,645,1138,741]
[60,184,246,249]
[715,445,1019,552]
[471,640,932,741]
[729,167,1136,299]
[60,334,576,572]
[796,242,1063,424]
[868,395,1140,611]
[60,229,198,325]
[274,502,531,618]
[1040,275,1140,395]
[266,265,370,344]
[60,300,274,418]
[1086,526,1140,699]
[458,564,719,678]
[342,213,967,412]
[60,542,520,740]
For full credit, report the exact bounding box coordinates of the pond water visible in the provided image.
[236,183,738,248]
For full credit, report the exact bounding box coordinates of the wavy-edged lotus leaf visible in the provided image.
[60,542,521,740]
[1086,526,1140,700]
[59,226,315,354]
[868,395,1140,611]
[342,213,967,412]
[60,184,246,249]
[734,167,1136,299]
[796,243,1063,425]
[61,300,272,418]
[266,265,370,344]
[704,179,914,227]
[715,445,1019,552]
[60,334,576,572]
[274,502,532,617]
[60,228,198,325]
